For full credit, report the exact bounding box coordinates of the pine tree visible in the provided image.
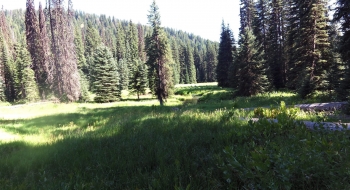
[92,44,120,103]
[217,21,234,87]
[145,0,173,105]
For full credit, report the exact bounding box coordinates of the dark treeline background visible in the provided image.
[217,0,350,101]
[0,0,218,103]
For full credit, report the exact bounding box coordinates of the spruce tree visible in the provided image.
[14,43,39,102]
[297,0,330,98]
[235,0,268,96]
[1,38,16,101]
[205,40,217,82]
[170,38,181,84]
[92,45,120,103]
[0,76,5,101]
[74,26,89,101]
[236,27,268,96]
[266,0,286,89]
[115,21,126,61]
[334,0,350,100]
[217,21,234,87]
[84,20,101,86]
[285,0,301,90]
[130,60,148,100]
[145,0,174,105]
[137,24,147,62]
[186,44,196,84]
[118,58,129,91]
[126,20,139,82]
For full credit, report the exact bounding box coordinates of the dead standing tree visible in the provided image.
[47,0,80,101]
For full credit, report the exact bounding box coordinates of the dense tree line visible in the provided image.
[217,0,349,100]
[0,0,218,103]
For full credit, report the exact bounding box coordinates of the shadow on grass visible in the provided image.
[175,85,223,96]
[0,104,235,189]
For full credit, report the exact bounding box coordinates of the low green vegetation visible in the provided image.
[1,84,350,189]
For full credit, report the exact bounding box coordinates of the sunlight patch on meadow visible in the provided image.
[0,128,19,142]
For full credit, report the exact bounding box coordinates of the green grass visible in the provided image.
[1,84,350,189]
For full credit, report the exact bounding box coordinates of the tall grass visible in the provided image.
[0,85,349,189]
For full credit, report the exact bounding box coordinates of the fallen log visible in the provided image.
[240,117,350,131]
[294,102,347,111]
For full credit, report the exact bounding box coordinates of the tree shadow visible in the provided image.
[0,104,232,189]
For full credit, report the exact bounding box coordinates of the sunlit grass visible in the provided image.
[0,85,349,189]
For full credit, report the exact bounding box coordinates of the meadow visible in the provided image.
[1,83,350,189]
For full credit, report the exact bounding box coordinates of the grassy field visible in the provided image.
[1,83,350,189]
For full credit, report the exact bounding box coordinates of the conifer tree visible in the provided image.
[126,20,139,77]
[145,0,174,105]
[217,21,234,87]
[1,38,16,101]
[267,0,286,89]
[0,76,5,101]
[84,20,101,85]
[115,21,126,61]
[236,27,268,96]
[130,60,148,100]
[118,58,129,91]
[235,0,268,96]
[297,0,330,98]
[137,24,147,62]
[179,44,188,84]
[36,2,50,98]
[334,0,350,100]
[170,38,181,84]
[92,44,120,103]
[14,43,39,102]
[48,0,81,101]
[25,0,42,93]
[205,40,217,82]
[327,22,343,97]
[285,0,301,90]
[74,26,89,101]
[186,44,196,84]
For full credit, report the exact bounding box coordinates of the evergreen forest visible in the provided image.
[0,0,349,104]
[0,0,218,104]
